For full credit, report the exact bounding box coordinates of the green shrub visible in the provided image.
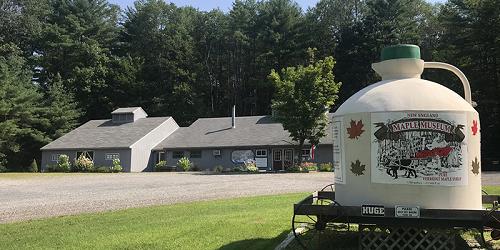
[244,160,258,173]
[232,165,245,172]
[73,155,94,172]
[0,156,6,172]
[177,157,191,172]
[213,165,224,173]
[94,166,111,173]
[155,160,168,171]
[0,165,8,173]
[301,162,317,171]
[57,154,71,172]
[111,159,123,172]
[319,162,333,172]
[288,165,303,173]
[28,159,38,172]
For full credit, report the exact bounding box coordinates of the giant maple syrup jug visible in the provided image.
[332,44,481,209]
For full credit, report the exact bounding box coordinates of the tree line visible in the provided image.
[0,0,498,170]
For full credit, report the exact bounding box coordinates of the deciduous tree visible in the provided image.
[270,51,341,166]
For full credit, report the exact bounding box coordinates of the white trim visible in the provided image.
[51,154,61,162]
[105,153,120,161]
[157,152,165,163]
[272,149,282,161]
[76,150,94,162]
[256,149,267,157]
[111,107,141,114]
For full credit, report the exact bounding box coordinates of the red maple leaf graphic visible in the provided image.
[471,120,478,136]
[347,120,365,139]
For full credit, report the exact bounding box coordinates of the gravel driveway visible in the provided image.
[0,172,333,223]
[1,172,499,224]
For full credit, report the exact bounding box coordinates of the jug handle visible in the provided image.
[424,62,472,105]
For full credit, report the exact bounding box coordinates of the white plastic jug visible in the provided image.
[333,44,481,209]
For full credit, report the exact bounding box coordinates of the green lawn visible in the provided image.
[483,185,500,195]
[1,187,498,250]
[0,193,305,250]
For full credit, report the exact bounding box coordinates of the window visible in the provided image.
[105,153,120,161]
[213,150,221,156]
[301,149,311,157]
[231,150,254,164]
[157,152,166,163]
[173,151,184,159]
[255,149,267,157]
[273,150,282,161]
[190,150,201,158]
[51,154,61,162]
[76,151,94,161]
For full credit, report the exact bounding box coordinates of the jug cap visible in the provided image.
[381,44,420,61]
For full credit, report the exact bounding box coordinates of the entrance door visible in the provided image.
[284,149,293,169]
[273,149,283,171]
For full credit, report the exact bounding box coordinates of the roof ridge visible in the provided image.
[197,115,270,119]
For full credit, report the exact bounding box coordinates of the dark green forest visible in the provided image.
[0,0,499,171]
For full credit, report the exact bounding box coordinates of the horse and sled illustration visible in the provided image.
[373,117,466,181]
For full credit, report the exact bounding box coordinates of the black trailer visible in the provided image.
[291,184,500,249]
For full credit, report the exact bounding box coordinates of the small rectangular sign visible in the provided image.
[255,157,267,169]
[361,205,385,217]
[395,205,420,218]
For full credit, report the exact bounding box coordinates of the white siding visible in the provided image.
[130,117,179,172]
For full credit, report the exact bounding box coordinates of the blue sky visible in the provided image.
[109,0,446,12]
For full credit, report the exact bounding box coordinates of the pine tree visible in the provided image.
[39,0,120,120]
[43,73,80,140]
[437,0,500,158]
[0,44,46,170]
[29,159,38,173]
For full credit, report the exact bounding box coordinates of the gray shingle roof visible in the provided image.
[154,114,333,150]
[42,117,171,150]
[111,107,143,114]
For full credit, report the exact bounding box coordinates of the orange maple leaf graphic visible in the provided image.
[347,120,364,139]
[471,120,478,136]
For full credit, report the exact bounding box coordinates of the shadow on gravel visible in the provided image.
[218,230,290,250]
[191,171,319,176]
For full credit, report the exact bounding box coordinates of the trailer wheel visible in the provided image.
[292,196,348,249]
[480,206,500,246]
[481,226,499,247]
[320,183,334,193]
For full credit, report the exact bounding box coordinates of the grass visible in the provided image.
[0,193,306,250]
[0,186,498,250]
[483,185,500,195]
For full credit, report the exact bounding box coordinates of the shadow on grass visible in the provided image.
[218,230,290,250]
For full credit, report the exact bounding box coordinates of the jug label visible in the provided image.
[333,117,346,184]
[371,112,468,186]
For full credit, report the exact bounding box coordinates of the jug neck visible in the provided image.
[372,58,424,80]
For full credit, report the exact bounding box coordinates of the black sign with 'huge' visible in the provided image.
[361,205,385,216]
